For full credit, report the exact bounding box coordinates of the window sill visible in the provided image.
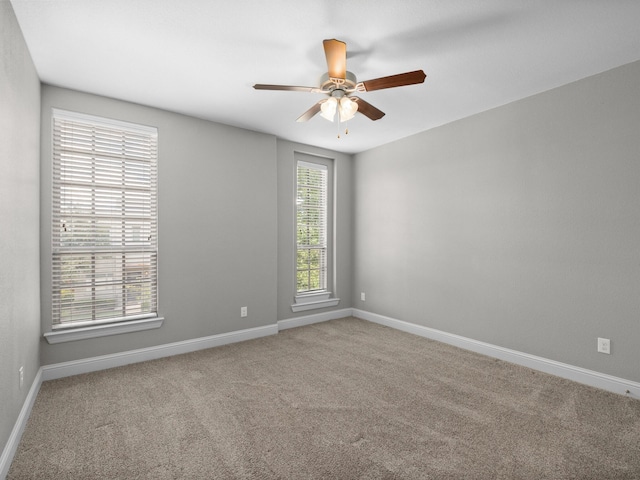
[291,294,340,313]
[44,316,164,344]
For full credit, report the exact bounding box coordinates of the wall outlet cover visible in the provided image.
[597,337,611,354]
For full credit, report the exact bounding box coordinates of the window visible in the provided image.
[296,160,328,294]
[51,110,158,329]
[293,154,340,312]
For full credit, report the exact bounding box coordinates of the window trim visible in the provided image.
[44,316,164,344]
[292,153,339,312]
[50,109,159,332]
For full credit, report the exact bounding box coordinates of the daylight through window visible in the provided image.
[296,161,328,294]
[51,110,158,328]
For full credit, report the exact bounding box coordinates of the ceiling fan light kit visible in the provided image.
[338,96,358,122]
[253,39,426,132]
[320,97,337,121]
[320,91,359,123]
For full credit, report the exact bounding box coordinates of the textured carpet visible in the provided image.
[8,317,640,479]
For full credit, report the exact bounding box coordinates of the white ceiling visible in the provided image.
[10,0,640,154]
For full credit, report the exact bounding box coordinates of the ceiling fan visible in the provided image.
[253,39,426,124]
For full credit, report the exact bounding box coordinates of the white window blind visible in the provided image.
[296,161,328,293]
[51,110,158,329]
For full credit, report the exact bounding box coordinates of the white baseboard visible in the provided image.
[277,308,353,331]
[0,368,42,480]
[41,323,278,381]
[353,309,640,399]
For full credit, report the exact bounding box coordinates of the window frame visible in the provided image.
[47,109,161,337]
[292,153,339,312]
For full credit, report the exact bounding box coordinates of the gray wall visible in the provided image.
[276,140,353,320]
[353,60,640,383]
[0,0,41,457]
[40,86,280,365]
[39,88,354,366]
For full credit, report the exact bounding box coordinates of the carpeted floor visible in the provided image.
[8,317,640,479]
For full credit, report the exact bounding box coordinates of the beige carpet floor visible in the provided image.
[8,317,640,479]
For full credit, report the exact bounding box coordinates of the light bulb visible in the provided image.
[339,97,358,122]
[320,97,337,122]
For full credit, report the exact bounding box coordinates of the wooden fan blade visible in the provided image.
[253,84,322,93]
[323,39,347,80]
[361,70,426,92]
[351,97,385,121]
[296,101,323,122]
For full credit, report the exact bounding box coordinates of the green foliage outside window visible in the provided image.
[296,162,327,293]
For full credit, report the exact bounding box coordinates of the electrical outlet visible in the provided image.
[240,306,247,318]
[597,337,611,355]
[361,292,366,301]
[19,366,24,389]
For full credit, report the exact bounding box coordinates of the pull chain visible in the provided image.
[335,115,350,138]
[337,119,350,139]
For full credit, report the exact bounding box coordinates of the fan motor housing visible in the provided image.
[320,71,357,93]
